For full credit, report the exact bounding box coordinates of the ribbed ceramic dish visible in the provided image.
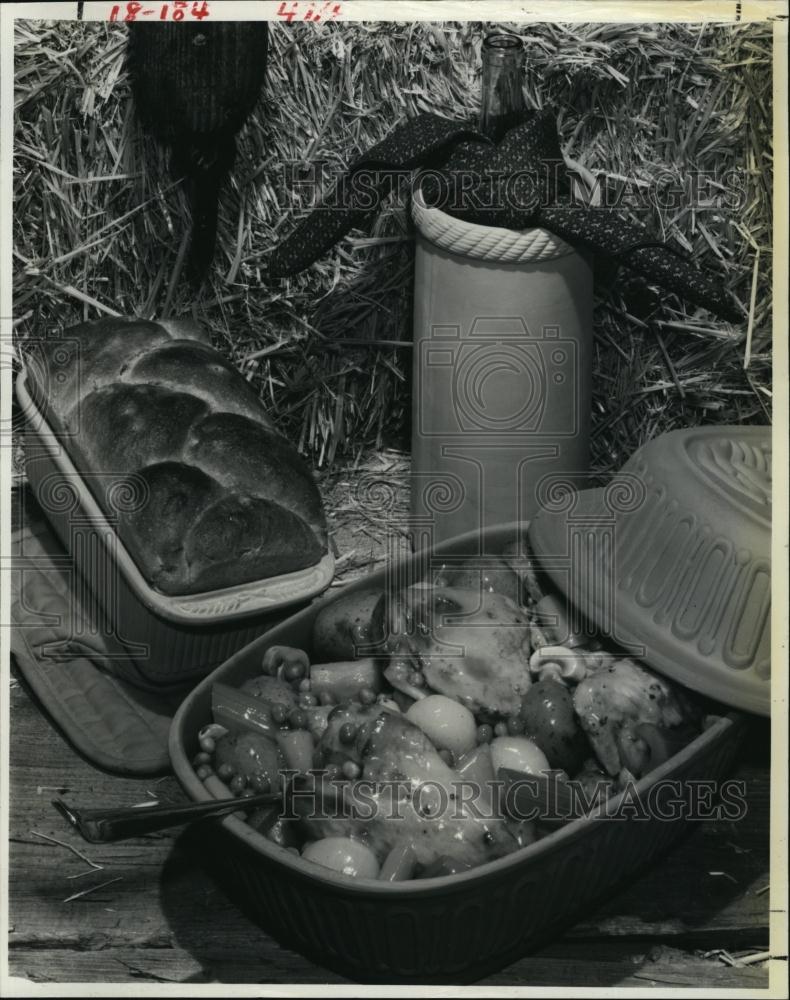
[170,523,743,983]
[529,427,771,715]
[16,370,335,684]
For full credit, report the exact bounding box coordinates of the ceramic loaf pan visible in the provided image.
[16,370,335,684]
[170,523,743,983]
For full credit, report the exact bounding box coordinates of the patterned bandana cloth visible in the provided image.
[268,110,741,323]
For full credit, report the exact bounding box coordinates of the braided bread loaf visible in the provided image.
[33,317,327,596]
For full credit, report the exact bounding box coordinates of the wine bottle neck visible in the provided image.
[479,32,525,141]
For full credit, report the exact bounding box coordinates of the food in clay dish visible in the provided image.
[191,549,712,882]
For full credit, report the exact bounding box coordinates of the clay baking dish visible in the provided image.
[16,370,335,685]
[170,523,743,983]
[529,426,771,716]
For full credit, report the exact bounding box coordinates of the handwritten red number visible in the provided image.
[190,0,210,18]
[276,1,341,23]
[276,2,298,22]
[120,1,143,19]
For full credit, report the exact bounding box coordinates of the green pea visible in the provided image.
[289,709,307,730]
[284,661,306,682]
[339,722,357,745]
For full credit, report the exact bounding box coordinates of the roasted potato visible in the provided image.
[312,586,385,661]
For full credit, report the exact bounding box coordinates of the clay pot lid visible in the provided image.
[528,426,771,716]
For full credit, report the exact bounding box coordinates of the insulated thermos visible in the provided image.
[410,32,594,547]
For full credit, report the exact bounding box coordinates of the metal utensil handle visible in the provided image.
[52,793,280,844]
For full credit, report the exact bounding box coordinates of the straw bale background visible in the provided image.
[13,19,772,479]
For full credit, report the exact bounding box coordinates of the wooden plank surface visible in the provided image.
[8,673,772,988]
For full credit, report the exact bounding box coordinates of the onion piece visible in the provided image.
[262,645,310,678]
[379,843,417,882]
[405,695,477,756]
[490,736,550,777]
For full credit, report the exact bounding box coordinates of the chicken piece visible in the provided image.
[433,557,524,608]
[572,658,694,778]
[298,708,518,870]
[357,707,463,786]
[382,585,532,715]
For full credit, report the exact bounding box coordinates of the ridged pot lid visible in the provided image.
[528,426,771,716]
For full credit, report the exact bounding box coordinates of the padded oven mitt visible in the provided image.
[10,508,189,776]
[268,110,741,322]
[127,21,269,285]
